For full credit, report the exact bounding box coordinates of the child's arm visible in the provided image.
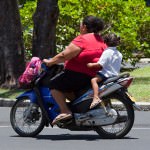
[87,62,103,70]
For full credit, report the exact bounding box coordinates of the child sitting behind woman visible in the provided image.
[87,33,122,109]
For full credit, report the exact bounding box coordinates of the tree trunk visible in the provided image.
[0,0,25,88]
[32,0,59,59]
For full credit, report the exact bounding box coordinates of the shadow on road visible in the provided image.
[10,134,139,141]
[34,134,138,141]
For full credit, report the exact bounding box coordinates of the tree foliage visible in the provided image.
[20,0,150,63]
[19,0,37,60]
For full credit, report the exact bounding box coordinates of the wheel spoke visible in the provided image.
[95,93,134,138]
[10,98,45,136]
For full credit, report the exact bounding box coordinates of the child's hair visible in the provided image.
[103,33,120,47]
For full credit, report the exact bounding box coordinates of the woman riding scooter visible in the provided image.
[43,15,107,125]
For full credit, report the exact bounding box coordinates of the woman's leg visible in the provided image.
[47,70,91,123]
[51,89,72,114]
[51,89,72,125]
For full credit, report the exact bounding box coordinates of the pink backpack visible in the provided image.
[18,57,42,88]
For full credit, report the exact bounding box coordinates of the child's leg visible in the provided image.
[90,76,102,109]
[91,76,102,99]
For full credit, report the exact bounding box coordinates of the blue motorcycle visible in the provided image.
[10,64,140,139]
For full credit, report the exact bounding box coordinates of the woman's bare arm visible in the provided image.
[43,43,81,67]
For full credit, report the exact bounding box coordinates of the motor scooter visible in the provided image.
[10,64,141,139]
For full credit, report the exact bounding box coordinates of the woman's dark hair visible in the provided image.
[103,33,120,47]
[82,16,104,33]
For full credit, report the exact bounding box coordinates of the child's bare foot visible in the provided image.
[90,97,102,109]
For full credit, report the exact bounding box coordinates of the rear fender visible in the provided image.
[100,83,122,98]
[107,89,142,111]
[125,92,142,111]
[16,90,37,103]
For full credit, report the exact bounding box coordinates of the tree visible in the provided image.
[57,0,150,63]
[145,0,150,6]
[19,0,150,62]
[19,0,37,60]
[0,0,25,88]
[32,0,59,58]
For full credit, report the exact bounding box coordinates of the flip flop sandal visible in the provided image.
[52,113,72,125]
[90,99,101,109]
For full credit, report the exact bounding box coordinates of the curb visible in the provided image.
[0,98,16,107]
[0,98,150,111]
[135,102,150,111]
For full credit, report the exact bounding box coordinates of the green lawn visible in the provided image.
[0,88,24,99]
[128,66,150,102]
[0,66,150,102]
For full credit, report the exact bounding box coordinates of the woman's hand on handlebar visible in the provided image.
[43,58,53,67]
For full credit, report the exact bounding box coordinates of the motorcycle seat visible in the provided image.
[103,73,130,85]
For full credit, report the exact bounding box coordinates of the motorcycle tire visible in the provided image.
[10,97,45,137]
[94,90,135,139]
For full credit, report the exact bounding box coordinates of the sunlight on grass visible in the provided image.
[129,84,150,102]
[0,88,24,99]
[129,66,150,102]
[130,66,150,77]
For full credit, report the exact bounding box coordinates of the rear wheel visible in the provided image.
[95,91,134,139]
[10,97,45,137]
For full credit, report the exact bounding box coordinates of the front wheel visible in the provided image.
[94,91,135,139]
[10,97,45,137]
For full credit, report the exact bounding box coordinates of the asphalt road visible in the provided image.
[0,108,150,150]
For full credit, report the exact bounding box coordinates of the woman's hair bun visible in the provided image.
[83,16,104,33]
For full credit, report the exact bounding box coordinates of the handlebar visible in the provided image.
[41,63,48,72]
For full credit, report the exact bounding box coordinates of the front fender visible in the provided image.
[16,90,37,103]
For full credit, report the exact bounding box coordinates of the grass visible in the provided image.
[0,66,150,102]
[0,89,25,99]
[128,66,150,102]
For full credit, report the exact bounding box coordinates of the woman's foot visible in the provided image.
[90,97,102,109]
[52,113,72,125]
